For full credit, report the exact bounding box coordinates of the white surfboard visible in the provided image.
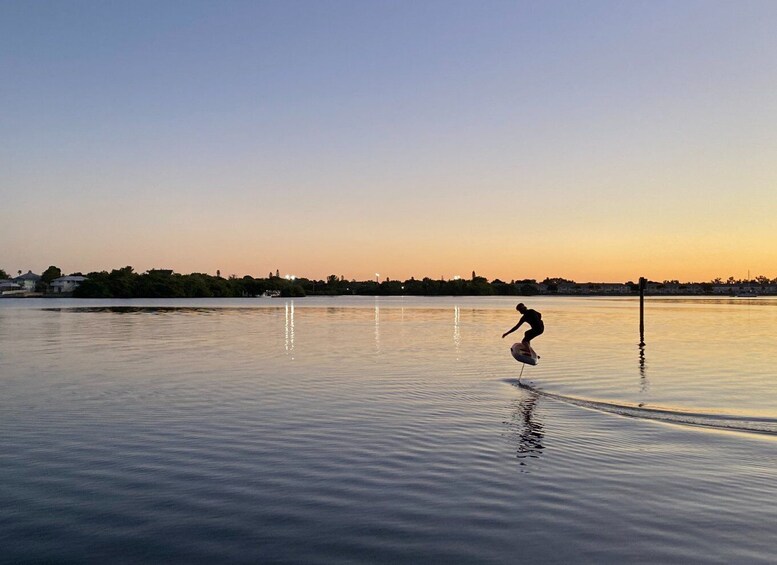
[511,342,539,366]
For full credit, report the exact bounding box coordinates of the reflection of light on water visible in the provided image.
[285,300,295,357]
[374,298,380,350]
[453,305,460,359]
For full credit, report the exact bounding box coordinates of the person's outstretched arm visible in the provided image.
[502,317,524,338]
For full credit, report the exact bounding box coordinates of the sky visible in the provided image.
[2,0,776,283]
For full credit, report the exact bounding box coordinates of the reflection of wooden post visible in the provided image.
[639,277,646,345]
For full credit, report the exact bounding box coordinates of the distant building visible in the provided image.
[541,281,631,295]
[49,275,87,294]
[0,279,23,295]
[556,281,581,294]
[13,271,41,292]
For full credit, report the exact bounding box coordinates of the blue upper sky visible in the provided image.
[2,1,776,281]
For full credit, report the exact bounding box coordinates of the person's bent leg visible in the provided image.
[524,329,540,355]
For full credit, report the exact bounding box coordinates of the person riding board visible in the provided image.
[502,303,544,357]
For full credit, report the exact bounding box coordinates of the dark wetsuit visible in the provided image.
[521,309,544,342]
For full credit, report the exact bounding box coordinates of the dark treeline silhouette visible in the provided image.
[4,265,775,298]
[71,267,547,298]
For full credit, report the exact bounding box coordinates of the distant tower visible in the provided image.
[217,269,221,278]
[276,269,280,278]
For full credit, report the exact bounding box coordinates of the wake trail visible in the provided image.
[507,379,777,436]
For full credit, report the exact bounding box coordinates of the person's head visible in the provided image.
[516,303,527,313]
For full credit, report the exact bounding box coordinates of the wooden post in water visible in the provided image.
[639,277,646,345]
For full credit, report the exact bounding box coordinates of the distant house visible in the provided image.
[13,271,41,292]
[556,282,581,294]
[49,275,87,294]
[602,283,631,294]
[0,279,23,295]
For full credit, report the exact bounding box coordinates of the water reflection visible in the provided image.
[374,298,380,351]
[42,306,220,314]
[453,305,461,359]
[638,342,648,393]
[505,391,545,469]
[285,300,295,356]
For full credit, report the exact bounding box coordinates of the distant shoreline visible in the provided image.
[2,286,773,299]
[4,267,775,299]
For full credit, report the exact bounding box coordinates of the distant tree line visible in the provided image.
[67,268,546,298]
[4,266,777,298]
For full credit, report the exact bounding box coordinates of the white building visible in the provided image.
[0,280,23,295]
[49,275,87,294]
[13,271,41,292]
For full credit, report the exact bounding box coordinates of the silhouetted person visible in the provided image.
[502,303,544,356]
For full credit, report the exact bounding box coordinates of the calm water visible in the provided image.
[1,296,776,563]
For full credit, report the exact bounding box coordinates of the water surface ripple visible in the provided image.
[1,297,776,563]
